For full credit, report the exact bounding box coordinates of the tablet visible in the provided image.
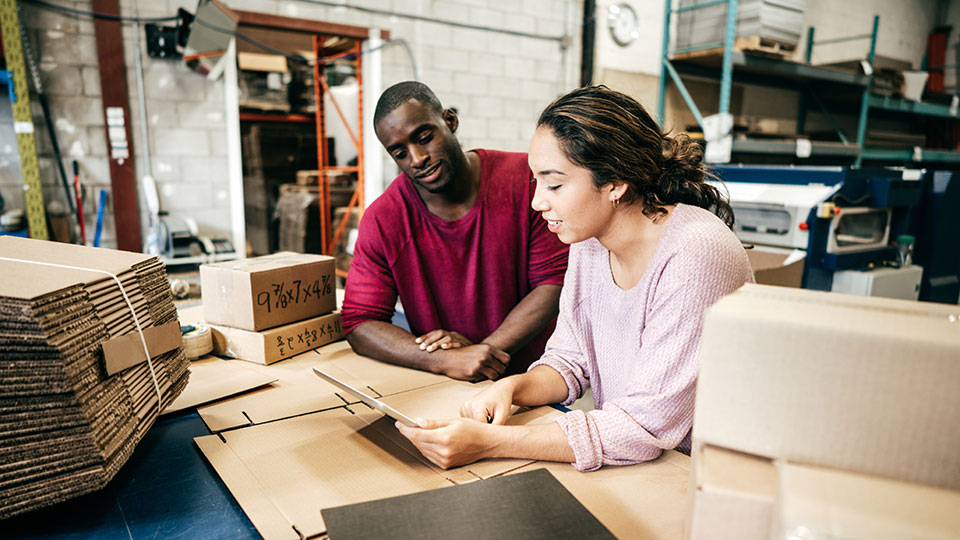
[312,367,419,427]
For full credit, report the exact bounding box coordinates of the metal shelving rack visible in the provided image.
[657,1,960,166]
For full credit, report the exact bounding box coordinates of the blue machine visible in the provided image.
[711,165,937,300]
[911,171,960,304]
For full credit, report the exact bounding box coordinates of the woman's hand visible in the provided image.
[396,418,500,470]
[415,329,472,352]
[459,378,518,424]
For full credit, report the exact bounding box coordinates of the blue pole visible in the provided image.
[804,26,815,63]
[718,0,738,115]
[664,60,706,129]
[658,0,673,126]
[94,188,107,248]
[854,15,879,168]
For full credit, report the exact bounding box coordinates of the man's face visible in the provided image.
[375,99,462,194]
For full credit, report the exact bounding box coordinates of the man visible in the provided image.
[341,81,568,381]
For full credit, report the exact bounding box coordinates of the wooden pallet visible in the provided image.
[673,35,798,61]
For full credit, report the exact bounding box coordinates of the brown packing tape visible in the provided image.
[100,320,183,375]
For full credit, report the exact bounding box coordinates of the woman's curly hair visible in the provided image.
[536,85,733,228]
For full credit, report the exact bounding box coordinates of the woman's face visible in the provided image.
[529,127,618,245]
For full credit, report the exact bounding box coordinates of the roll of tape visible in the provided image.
[182,325,213,359]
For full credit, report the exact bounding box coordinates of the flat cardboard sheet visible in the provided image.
[510,453,691,540]
[695,284,960,490]
[161,355,278,415]
[195,385,559,540]
[197,340,447,432]
[321,468,616,540]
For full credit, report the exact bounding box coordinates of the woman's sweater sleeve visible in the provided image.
[555,238,751,471]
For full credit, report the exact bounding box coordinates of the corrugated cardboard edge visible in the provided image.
[195,435,300,540]
[101,320,182,375]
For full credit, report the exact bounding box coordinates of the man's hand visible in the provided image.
[395,418,497,470]
[415,329,472,352]
[437,343,510,381]
[460,378,517,424]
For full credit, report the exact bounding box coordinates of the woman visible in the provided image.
[396,86,753,471]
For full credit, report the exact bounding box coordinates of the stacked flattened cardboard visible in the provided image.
[676,0,806,53]
[0,237,188,519]
[200,252,342,366]
[687,284,960,539]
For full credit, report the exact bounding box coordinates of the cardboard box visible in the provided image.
[746,248,804,288]
[210,311,343,365]
[200,252,335,331]
[687,444,776,540]
[694,284,960,491]
[777,462,960,539]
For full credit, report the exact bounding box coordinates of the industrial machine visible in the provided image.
[910,170,960,304]
[713,166,930,301]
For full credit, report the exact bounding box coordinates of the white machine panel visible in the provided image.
[831,265,924,300]
[719,181,839,249]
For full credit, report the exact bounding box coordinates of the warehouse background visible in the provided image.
[0,0,954,250]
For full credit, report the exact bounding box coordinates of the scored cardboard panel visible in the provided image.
[695,284,960,491]
[195,395,557,540]
[197,340,448,432]
[508,452,691,540]
[162,356,278,415]
[311,340,450,398]
[380,382,562,484]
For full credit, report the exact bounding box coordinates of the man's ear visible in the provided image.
[442,108,459,133]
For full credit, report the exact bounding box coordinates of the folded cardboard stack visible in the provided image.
[0,237,188,519]
[687,284,960,539]
[676,0,806,52]
[200,252,342,365]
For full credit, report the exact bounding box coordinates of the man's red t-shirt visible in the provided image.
[341,149,569,372]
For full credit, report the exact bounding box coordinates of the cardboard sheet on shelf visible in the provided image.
[196,340,448,432]
[195,382,561,540]
[161,355,278,415]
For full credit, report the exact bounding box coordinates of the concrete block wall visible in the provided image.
[5,0,580,250]
[251,0,582,160]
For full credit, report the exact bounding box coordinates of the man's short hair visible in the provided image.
[374,81,444,126]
